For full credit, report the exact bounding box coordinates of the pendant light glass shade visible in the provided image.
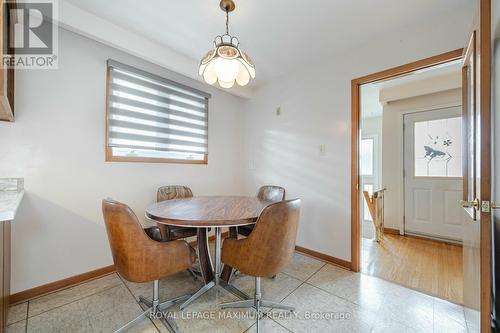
[199,1,255,88]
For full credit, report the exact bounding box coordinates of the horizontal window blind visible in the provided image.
[106,60,210,162]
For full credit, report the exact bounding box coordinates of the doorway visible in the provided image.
[353,50,466,304]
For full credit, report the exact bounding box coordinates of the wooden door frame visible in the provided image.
[350,48,464,273]
[477,0,492,331]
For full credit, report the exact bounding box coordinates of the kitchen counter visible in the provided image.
[0,178,24,222]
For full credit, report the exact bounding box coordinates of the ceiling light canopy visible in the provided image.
[199,0,255,88]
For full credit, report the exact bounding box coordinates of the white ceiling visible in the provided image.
[63,0,472,85]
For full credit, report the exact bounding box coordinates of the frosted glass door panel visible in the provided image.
[414,116,462,177]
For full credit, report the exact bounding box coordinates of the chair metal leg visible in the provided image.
[129,280,192,333]
[220,280,251,300]
[113,309,150,333]
[255,277,261,332]
[220,299,254,309]
[158,294,191,310]
[179,280,215,310]
[260,300,295,312]
[187,268,201,281]
[256,300,261,333]
[219,275,295,333]
[158,316,178,333]
[139,296,152,308]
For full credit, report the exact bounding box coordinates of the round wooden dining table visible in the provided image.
[145,196,273,310]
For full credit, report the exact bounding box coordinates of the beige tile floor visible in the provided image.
[7,252,469,333]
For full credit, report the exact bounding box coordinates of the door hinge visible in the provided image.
[403,169,405,178]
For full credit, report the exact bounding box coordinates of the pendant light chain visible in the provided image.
[199,0,255,88]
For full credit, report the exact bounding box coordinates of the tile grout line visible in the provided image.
[224,258,323,332]
[272,318,294,332]
[242,318,295,333]
[288,280,382,332]
[5,302,30,327]
[276,280,307,305]
[25,301,29,333]
[362,269,461,305]
[266,280,311,333]
[462,304,470,333]
[301,280,375,311]
[271,262,326,305]
[25,283,123,323]
[17,271,117,305]
[303,262,327,283]
[304,265,442,314]
[24,273,122,319]
[300,278,448,332]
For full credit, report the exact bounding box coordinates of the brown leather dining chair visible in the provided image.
[102,199,196,333]
[156,185,205,280]
[156,185,198,241]
[235,185,285,237]
[220,199,300,332]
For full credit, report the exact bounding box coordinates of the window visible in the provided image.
[106,60,210,164]
[360,138,374,176]
[414,117,462,177]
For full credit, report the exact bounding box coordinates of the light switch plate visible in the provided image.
[319,144,326,156]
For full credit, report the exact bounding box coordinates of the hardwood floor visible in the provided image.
[361,234,463,304]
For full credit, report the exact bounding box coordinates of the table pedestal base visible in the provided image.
[179,280,250,310]
[180,227,250,310]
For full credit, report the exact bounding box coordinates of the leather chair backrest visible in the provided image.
[257,185,285,202]
[157,185,193,202]
[102,199,195,283]
[245,199,300,276]
[102,199,153,281]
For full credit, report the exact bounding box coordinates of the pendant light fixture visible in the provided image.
[199,0,255,88]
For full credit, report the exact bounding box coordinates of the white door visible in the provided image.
[403,107,463,241]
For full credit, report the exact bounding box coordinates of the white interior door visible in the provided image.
[403,107,463,241]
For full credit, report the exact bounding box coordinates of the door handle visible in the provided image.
[461,198,479,209]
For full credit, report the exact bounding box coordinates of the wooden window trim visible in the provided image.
[105,148,208,164]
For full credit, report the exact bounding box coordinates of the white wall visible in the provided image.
[381,88,462,230]
[241,7,471,261]
[0,29,246,293]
